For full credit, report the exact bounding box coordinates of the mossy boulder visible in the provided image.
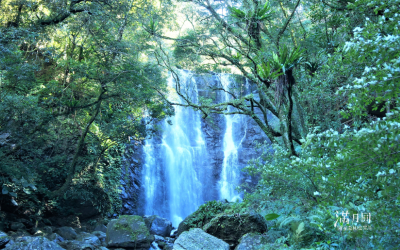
[174,228,229,250]
[177,200,230,236]
[203,212,268,248]
[106,215,154,250]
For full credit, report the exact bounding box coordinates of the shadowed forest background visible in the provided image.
[0,0,399,249]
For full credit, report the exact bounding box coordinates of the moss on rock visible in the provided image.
[177,200,231,236]
[106,215,154,250]
[203,212,268,248]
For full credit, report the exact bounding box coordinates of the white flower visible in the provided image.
[314,191,321,196]
[376,171,386,177]
[353,27,363,32]
[389,169,395,174]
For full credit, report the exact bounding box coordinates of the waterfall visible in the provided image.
[140,71,261,227]
[142,71,207,227]
[219,74,247,202]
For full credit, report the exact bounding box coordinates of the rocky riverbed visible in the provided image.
[0,201,294,250]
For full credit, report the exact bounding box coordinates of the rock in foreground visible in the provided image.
[203,212,268,248]
[174,228,229,250]
[177,201,230,236]
[4,236,64,250]
[0,231,11,248]
[234,232,288,250]
[144,215,173,237]
[55,227,78,240]
[106,215,154,249]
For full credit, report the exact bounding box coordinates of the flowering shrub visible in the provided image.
[243,0,400,248]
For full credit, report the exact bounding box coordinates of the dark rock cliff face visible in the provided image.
[121,72,273,215]
[120,141,145,215]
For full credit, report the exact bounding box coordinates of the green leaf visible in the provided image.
[29,184,37,190]
[257,2,272,21]
[2,187,8,195]
[265,213,280,220]
[296,222,305,235]
[228,6,247,19]
[9,192,17,197]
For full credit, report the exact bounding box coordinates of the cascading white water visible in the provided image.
[219,74,247,202]
[142,71,207,227]
[141,71,256,227]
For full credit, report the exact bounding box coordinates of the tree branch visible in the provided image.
[276,0,301,47]
[49,86,106,198]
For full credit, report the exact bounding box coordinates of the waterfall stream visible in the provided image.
[141,71,255,227]
[219,74,247,202]
[142,71,207,227]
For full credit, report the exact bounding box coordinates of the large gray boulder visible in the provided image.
[4,236,64,250]
[203,212,268,248]
[144,215,173,237]
[55,227,78,240]
[174,228,229,250]
[106,215,154,249]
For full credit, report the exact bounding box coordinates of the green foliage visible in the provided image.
[239,0,400,248]
[184,200,230,228]
[228,6,247,19]
[265,213,280,221]
[173,31,202,69]
[341,1,400,119]
[223,200,250,215]
[257,61,283,81]
[271,45,305,73]
[0,0,171,222]
[228,1,273,21]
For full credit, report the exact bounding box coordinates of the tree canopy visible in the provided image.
[0,0,173,219]
[1,0,399,248]
[146,0,400,247]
